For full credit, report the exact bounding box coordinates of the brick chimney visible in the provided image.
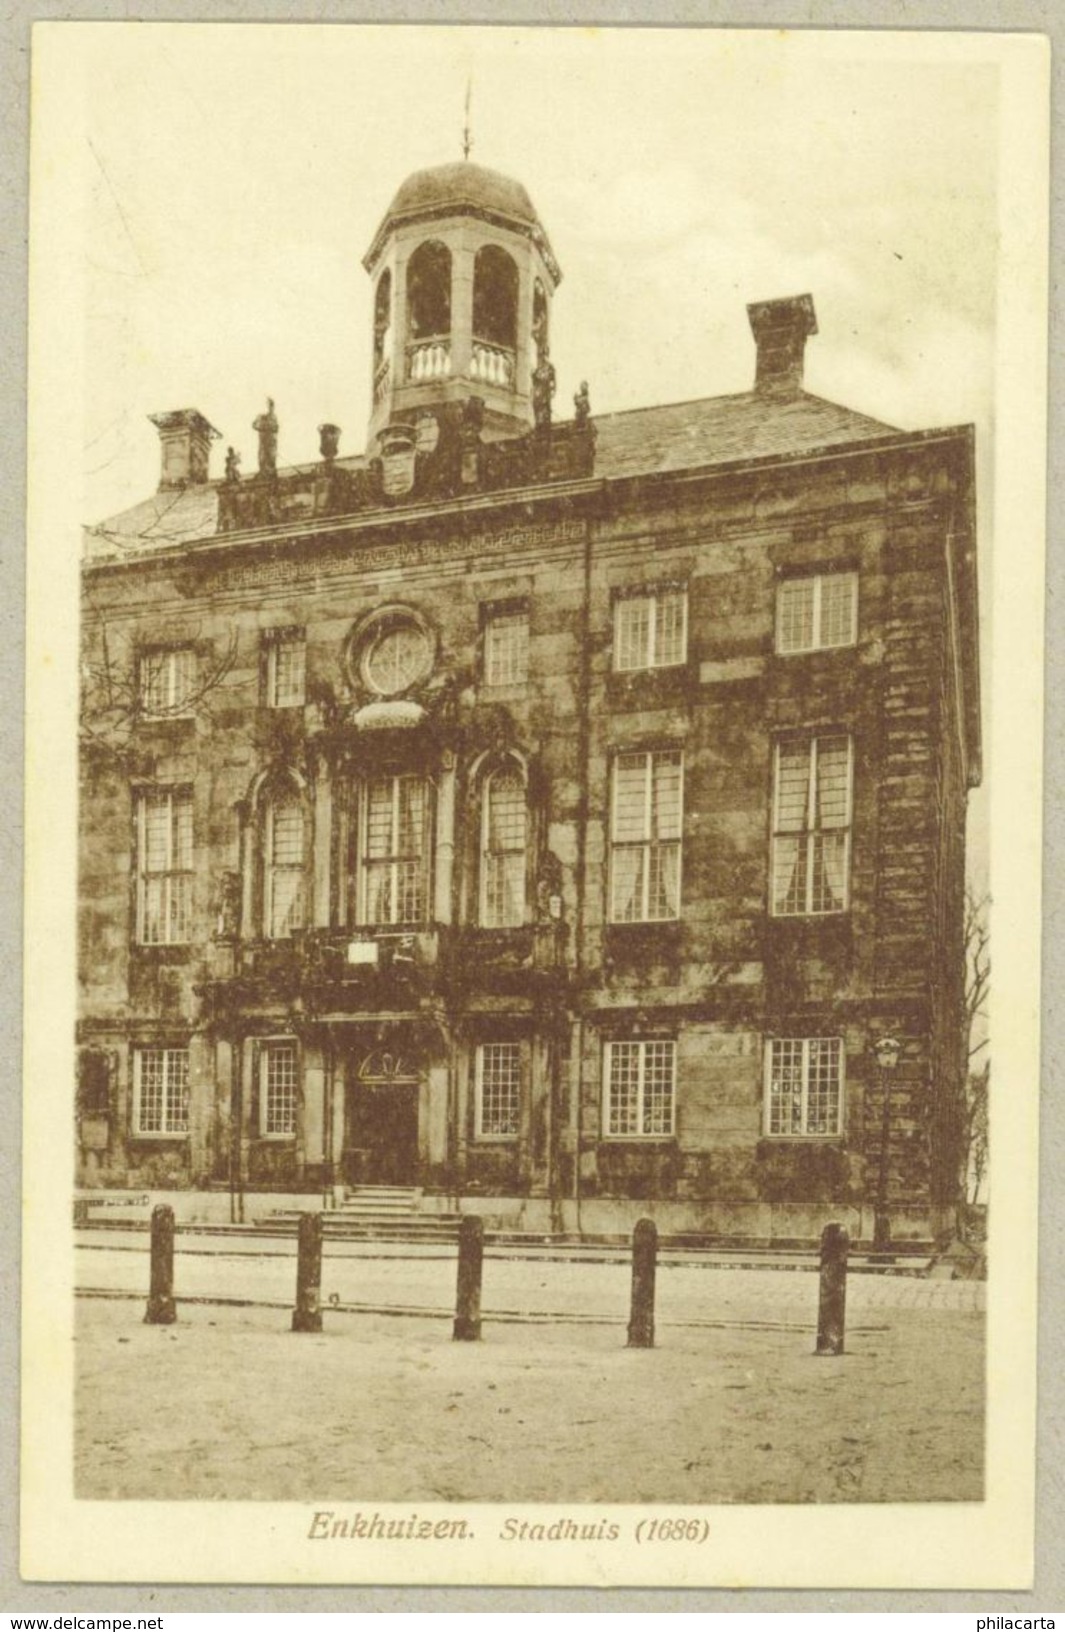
[746,294,818,398]
[148,409,221,489]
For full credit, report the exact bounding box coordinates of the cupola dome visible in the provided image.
[363,160,561,447]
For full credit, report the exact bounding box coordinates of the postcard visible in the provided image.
[21,22,1047,1588]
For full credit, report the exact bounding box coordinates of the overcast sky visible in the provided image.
[79,25,999,521]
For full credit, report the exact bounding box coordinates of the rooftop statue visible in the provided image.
[253,398,278,479]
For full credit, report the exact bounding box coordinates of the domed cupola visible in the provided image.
[363,160,562,447]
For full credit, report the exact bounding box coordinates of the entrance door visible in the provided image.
[345,1079,420,1185]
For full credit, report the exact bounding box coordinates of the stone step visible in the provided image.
[336,1200,419,1215]
[338,1186,420,1215]
[259,1210,462,1242]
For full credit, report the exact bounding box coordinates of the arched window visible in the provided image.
[480,762,527,928]
[263,786,306,939]
[373,269,393,367]
[473,245,519,351]
[406,240,452,340]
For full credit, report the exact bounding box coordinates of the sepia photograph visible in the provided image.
[21,21,1046,1588]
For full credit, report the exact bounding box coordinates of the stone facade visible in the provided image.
[76,162,981,1243]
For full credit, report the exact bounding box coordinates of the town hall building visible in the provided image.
[76,157,982,1243]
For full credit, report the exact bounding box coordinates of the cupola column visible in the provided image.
[447,240,473,382]
[515,255,535,400]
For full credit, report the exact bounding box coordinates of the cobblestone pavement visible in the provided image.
[76,1229,985,1323]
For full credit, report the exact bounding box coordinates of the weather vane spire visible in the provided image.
[462,78,473,162]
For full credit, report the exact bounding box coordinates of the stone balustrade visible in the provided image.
[407,338,452,383]
[470,340,515,387]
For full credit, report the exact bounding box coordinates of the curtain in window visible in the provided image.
[266,794,305,938]
[611,751,682,922]
[363,775,428,925]
[772,736,851,915]
[138,789,193,944]
[814,738,850,910]
[482,768,526,927]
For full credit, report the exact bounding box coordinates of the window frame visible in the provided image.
[608,748,684,924]
[483,607,530,688]
[770,734,853,918]
[263,788,306,940]
[479,761,528,929]
[263,628,306,710]
[602,1038,677,1140]
[258,1037,299,1139]
[137,644,197,719]
[775,571,858,656]
[134,785,194,946]
[612,585,688,674]
[763,1036,846,1139]
[356,772,433,928]
[131,1044,190,1139]
[473,1040,524,1142]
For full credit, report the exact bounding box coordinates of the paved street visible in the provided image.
[75,1227,985,1325]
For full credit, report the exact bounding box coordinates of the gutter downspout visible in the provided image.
[573,508,594,1239]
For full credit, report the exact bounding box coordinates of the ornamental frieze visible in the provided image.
[177,516,586,598]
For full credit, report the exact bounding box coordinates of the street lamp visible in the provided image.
[872,1034,902,1252]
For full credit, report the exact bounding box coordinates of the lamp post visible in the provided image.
[872,1034,902,1252]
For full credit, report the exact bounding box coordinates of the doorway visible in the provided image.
[344,1046,422,1185]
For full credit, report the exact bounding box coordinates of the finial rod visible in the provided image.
[462,78,472,162]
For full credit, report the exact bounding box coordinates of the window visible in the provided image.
[765,1038,844,1136]
[776,572,857,654]
[135,787,193,944]
[265,792,305,938]
[407,240,452,340]
[133,1046,189,1137]
[604,1039,675,1137]
[259,1040,298,1137]
[356,610,434,697]
[472,245,519,351]
[610,750,683,922]
[613,587,687,672]
[484,609,529,687]
[360,774,430,925]
[481,764,527,928]
[264,630,305,709]
[771,735,852,916]
[373,269,392,368]
[138,646,196,717]
[475,1041,522,1140]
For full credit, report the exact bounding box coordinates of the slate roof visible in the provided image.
[592,391,898,481]
[83,388,905,559]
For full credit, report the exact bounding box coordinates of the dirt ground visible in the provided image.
[75,1296,984,1505]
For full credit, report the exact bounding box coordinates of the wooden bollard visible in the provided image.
[453,1215,484,1341]
[292,1211,324,1332]
[144,1203,176,1325]
[815,1222,849,1356]
[627,1217,657,1348]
